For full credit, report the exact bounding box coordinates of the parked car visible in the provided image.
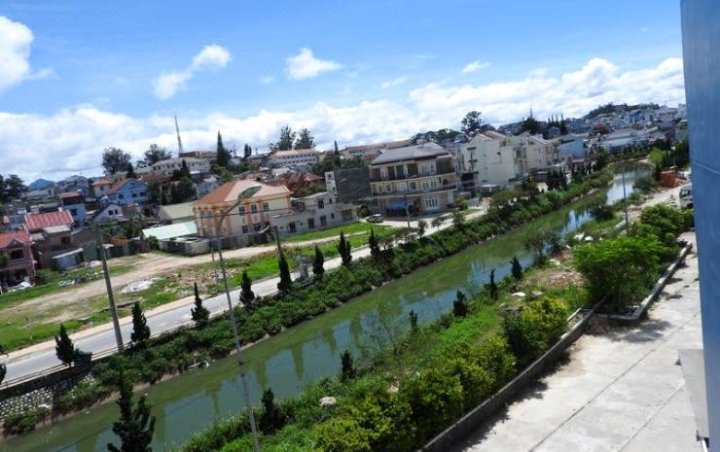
[679,183,693,209]
[367,214,384,223]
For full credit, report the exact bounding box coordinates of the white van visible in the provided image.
[679,183,693,209]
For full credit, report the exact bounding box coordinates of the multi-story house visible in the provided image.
[57,175,91,198]
[325,167,371,203]
[459,131,517,192]
[59,191,87,225]
[341,139,413,162]
[271,192,357,237]
[0,229,35,288]
[24,211,77,269]
[92,178,114,199]
[510,133,557,175]
[193,180,292,247]
[107,178,149,206]
[369,142,457,215]
[268,149,321,168]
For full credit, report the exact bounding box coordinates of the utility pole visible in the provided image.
[272,225,284,258]
[96,229,124,352]
[621,160,629,231]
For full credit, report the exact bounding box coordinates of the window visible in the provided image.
[61,236,71,245]
[238,206,245,215]
[317,199,325,209]
[320,215,327,227]
[308,218,315,229]
[253,223,262,231]
[251,204,258,214]
[330,213,335,220]
[424,197,439,209]
[242,225,249,234]
[263,202,269,212]
[10,249,23,260]
[288,222,297,233]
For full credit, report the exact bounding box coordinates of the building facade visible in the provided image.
[193,180,292,246]
[107,178,149,206]
[268,149,321,168]
[136,157,211,176]
[459,131,517,191]
[271,192,357,237]
[0,229,35,288]
[369,143,457,215]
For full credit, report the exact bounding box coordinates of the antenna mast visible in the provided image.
[174,115,185,157]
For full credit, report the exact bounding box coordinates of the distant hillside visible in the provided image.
[584,102,660,120]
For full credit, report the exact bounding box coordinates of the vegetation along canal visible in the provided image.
[5,169,647,451]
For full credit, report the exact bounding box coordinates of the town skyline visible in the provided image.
[1,1,684,181]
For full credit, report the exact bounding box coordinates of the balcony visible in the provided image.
[371,182,457,197]
[369,168,455,182]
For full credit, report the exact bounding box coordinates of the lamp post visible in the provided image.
[214,183,262,452]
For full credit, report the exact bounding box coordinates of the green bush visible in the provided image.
[503,297,568,366]
[315,417,372,452]
[2,408,47,435]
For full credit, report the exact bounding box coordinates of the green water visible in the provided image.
[3,172,643,451]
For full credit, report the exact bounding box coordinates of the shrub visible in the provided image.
[588,202,614,221]
[315,417,372,452]
[2,408,47,435]
[503,297,568,366]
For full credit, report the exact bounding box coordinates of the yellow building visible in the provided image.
[193,180,291,246]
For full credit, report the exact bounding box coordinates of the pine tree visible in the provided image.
[216,131,230,167]
[240,270,255,306]
[312,245,325,278]
[277,253,292,294]
[453,291,468,317]
[486,269,499,300]
[340,349,356,381]
[55,324,77,367]
[126,163,136,179]
[409,310,419,332]
[511,255,523,280]
[107,372,156,452]
[191,282,210,327]
[130,303,151,345]
[259,388,285,434]
[243,143,252,160]
[338,232,352,266]
[368,229,381,260]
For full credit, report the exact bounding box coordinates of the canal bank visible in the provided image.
[3,170,647,451]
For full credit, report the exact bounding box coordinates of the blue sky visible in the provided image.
[0,0,685,181]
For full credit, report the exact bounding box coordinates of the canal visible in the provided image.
[3,170,647,451]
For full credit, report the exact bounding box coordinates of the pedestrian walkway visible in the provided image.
[456,232,703,452]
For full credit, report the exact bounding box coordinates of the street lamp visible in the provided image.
[214,183,262,452]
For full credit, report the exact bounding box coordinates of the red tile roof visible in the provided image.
[0,229,31,248]
[195,180,289,205]
[25,211,74,232]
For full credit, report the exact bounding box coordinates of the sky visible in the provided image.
[0,0,685,182]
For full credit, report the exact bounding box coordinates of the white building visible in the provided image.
[459,131,517,190]
[271,192,357,237]
[136,157,211,176]
[510,133,556,174]
[268,149,321,168]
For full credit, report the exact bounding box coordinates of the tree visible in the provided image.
[511,255,523,280]
[452,210,465,229]
[524,230,553,265]
[461,111,483,137]
[191,282,210,327]
[574,235,665,308]
[270,125,296,151]
[130,303,151,345]
[142,144,171,167]
[277,253,292,294]
[107,372,156,452]
[243,143,252,160]
[338,232,352,266]
[0,343,6,386]
[240,270,255,306]
[340,349,356,381]
[486,269,499,300]
[55,324,78,367]
[409,310,419,333]
[215,131,232,168]
[259,388,285,434]
[294,128,315,149]
[103,147,132,175]
[431,216,444,229]
[453,290,468,317]
[594,148,609,172]
[126,163,136,179]
[2,174,27,200]
[312,245,325,278]
[416,220,427,237]
[518,116,541,135]
[368,229,381,260]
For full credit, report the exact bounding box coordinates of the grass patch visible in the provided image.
[283,223,394,243]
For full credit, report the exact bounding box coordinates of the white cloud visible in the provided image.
[461,61,490,74]
[381,76,407,89]
[0,16,46,92]
[27,67,56,80]
[285,48,342,80]
[260,75,275,85]
[152,44,231,99]
[1,57,685,182]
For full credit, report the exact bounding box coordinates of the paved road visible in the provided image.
[4,212,482,383]
[455,232,703,452]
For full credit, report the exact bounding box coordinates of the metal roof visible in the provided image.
[142,221,197,241]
